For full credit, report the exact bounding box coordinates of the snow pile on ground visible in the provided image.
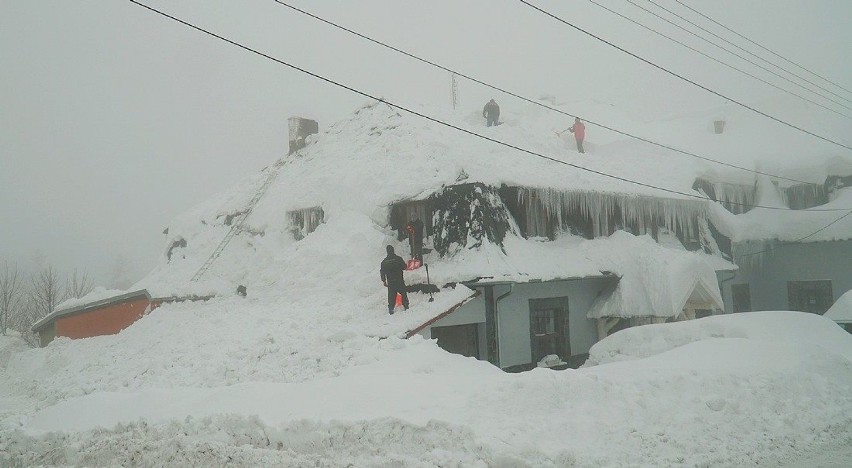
[3,311,852,466]
[585,310,852,366]
[826,290,852,324]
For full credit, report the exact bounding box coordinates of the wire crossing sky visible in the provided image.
[516,0,852,151]
[126,0,852,219]
[273,0,821,184]
[672,0,852,96]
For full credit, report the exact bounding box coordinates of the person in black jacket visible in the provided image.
[380,245,409,314]
[483,99,500,127]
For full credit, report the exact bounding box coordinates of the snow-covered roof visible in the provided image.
[32,289,151,332]
[825,291,852,324]
[710,182,852,244]
[587,233,725,319]
[133,99,844,299]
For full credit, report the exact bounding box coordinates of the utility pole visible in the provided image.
[451,73,459,110]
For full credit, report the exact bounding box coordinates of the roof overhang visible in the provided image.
[463,272,619,287]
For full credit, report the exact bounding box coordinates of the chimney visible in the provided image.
[713,119,726,134]
[288,117,319,154]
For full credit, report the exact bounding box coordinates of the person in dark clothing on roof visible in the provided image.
[380,245,409,314]
[483,99,500,127]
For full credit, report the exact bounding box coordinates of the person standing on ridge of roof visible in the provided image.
[380,245,409,314]
[406,217,424,262]
[483,99,500,127]
[569,117,586,154]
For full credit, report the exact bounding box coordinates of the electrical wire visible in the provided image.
[647,0,852,106]
[672,0,852,97]
[515,0,852,151]
[588,0,851,119]
[124,0,851,215]
[633,0,851,112]
[271,0,819,184]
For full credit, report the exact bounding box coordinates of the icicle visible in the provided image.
[781,183,827,210]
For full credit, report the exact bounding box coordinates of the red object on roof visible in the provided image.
[405,258,422,270]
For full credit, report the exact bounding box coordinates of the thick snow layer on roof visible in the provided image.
[134,100,757,298]
[4,312,852,466]
[711,187,852,243]
[585,232,724,319]
[53,287,141,313]
[825,290,852,324]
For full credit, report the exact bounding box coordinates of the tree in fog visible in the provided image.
[0,262,24,335]
[108,254,134,290]
[65,268,95,300]
[30,265,63,318]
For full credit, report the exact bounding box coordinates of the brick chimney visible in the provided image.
[288,117,319,154]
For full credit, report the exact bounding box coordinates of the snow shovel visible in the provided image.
[425,263,435,302]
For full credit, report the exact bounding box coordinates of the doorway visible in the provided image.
[529,297,571,364]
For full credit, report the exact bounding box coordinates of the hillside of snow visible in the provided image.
[3,311,852,466]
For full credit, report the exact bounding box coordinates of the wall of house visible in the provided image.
[722,240,852,313]
[54,298,151,340]
[38,323,56,348]
[492,279,610,369]
[423,294,488,359]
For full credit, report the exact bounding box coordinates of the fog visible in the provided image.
[1,0,850,287]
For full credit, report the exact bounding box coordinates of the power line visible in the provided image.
[588,0,851,119]
[271,0,816,184]
[672,0,852,97]
[622,0,852,114]
[515,0,852,151]
[735,209,852,259]
[124,0,851,214]
[649,0,852,105]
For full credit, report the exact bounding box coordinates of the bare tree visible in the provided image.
[0,261,23,335]
[65,268,94,300]
[29,265,62,323]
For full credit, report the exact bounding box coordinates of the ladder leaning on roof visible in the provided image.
[190,159,286,282]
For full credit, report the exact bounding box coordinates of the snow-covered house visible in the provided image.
[122,101,740,371]
[708,171,852,315]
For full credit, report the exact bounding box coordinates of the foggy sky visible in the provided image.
[1,0,850,287]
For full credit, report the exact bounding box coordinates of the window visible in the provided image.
[529,297,570,363]
[787,280,833,315]
[731,283,751,313]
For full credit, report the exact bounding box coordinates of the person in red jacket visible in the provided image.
[569,117,585,154]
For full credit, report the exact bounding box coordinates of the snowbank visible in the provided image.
[4,311,852,466]
[585,310,852,366]
[826,290,852,324]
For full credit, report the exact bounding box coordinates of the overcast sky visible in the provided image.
[1,0,850,287]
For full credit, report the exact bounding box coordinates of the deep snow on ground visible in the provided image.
[3,311,852,466]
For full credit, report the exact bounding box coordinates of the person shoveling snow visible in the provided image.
[380,245,409,314]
